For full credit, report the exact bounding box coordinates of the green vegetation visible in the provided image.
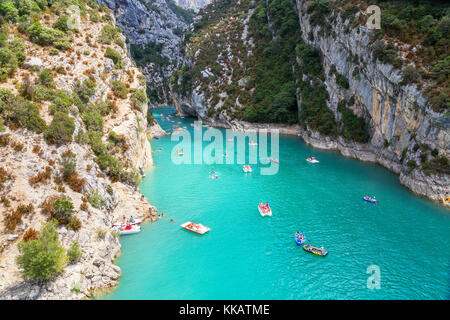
[111,80,128,99]
[0,37,26,81]
[337,100,370,143]
[3,96,46,133]
[130,89,147,111]
[104,47,122,68]
[44,111,75,144]
[98,23,121,45]
[74,79,96,104]
[87,189,105,209]
[67,240,82,263]
[16,220,68,282]
[52,195,74,224]
[298,80,337,136]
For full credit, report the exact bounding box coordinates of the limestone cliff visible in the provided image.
[0,2,157,299]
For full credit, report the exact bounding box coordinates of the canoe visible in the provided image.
[112,225,141,235]
[295,233,306,246]
[112,218,142,228]
[181,221,210,235]
[363,196,378,204]
[302,244,328,257]
[258,204,272,217]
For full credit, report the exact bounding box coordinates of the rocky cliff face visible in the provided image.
[294,0,448,203]
[0,4,157,299]
[95,0,193,103]
[175,0,211,11]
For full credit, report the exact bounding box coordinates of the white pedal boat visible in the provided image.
[258,203,272,217]
[306,157,319,163]
[181,221,210,235]
[112,225,141,235]
[112,218,142,228]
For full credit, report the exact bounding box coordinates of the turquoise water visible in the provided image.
[102,107,450,300]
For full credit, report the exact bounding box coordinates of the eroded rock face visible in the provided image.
[95,0,192,103]
[294,0,449,203]
[175,0,210,11]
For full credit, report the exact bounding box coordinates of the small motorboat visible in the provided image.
[295,233,307,246]
[243,165,252,173]
[306,157,319,163]
[302,244,328,257]
[112,218,142,228]
[258,202,272,217]
[249,141,258,146]
[176,150,184,156]
[112,224,141,235]
[181,221,210,235]
[363,196,378,204]
[442,195,450,205]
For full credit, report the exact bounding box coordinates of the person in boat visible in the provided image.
[130,216,135,223]
[295,232,300,238]
[122,215,126,225]
[126,220,130,227]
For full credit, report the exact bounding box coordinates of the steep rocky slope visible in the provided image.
[170,0,449,204]
[94,0,195,104]
[0,1,158,299]
[176,0,211,11]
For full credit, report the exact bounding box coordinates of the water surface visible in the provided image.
[102,107,450,300]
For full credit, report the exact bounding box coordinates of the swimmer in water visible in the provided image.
[169,219,175,222]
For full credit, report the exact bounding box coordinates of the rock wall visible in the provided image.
[95,0,191,103]
[294,0,449,203]
[0,8,157,299]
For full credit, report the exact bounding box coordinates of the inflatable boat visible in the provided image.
[295,233,306,246]
[363,196,378,204]
[306,157,319,163]
[258,202,272,217]
[181,222,210,235]
[302,244,328,257]
[112,218,142,228]
[112,225,141,235]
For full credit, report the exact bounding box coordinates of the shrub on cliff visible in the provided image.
[338,101,370,143]
[82,110,103,132]
[67,216,82,232]
[74,79,96,104]
[98,23,121,44]
[104,47,122,68]
[27,22,71,50]
[44,112,75,144]
[111,80,128,99]
[87,189,105,209]
[52,195,74,224]
[39,69,53,87]
[5,97,47,133]
[67,240,82,263]
[16,219,68,282]
[130,89,147,112]
[58,150,76,177]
